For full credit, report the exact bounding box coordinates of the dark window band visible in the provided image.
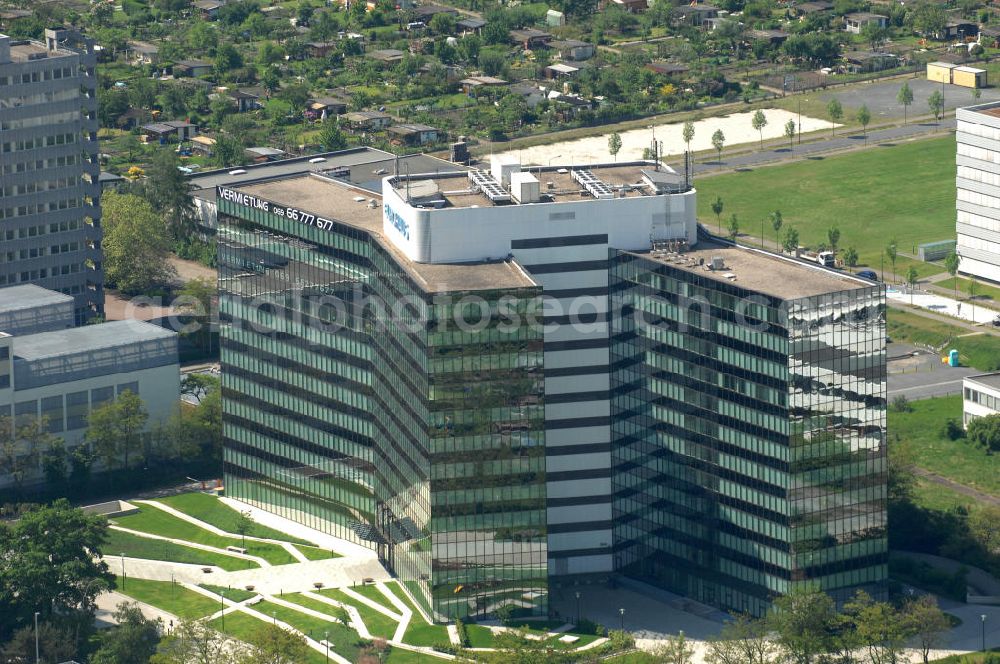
[548,520,613,534]
[523,259,608,274]
[511,234,608,249]
[547,495,611,508]
[546,415,611,429]
[545,442,611,456]
[546,390,609,405]
[543,286,609,299]
[546,365,609,378]
[544,338,608,352]
[546,467,611,482]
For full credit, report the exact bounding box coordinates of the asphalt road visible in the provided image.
[685,117,955,175]
[887,342,978,399]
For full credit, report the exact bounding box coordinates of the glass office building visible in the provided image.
[610,243,887,616]
[216,174,547,620]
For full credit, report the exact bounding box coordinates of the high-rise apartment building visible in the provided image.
[0,29,103,323]
[956,101,1000,284]
[217,156,886,619]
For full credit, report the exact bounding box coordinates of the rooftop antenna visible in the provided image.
[394,153,399,178]
[405,163,410,203]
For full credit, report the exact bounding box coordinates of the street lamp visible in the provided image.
[272,611,277,626]
[120,553,126,590]
[982,614,987,652]
[34,611,40,664]
[619,607,625,632]
[575,591,581,625]
[325,631,330,663]
[548,154,563,167]
[220,591,226,632]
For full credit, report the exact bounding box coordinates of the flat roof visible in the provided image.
[6,39,75,62]
[966,372,1000,391]
[626,239,875,300]
[393,162,683,208]
[13,320,176,360]
[234,175,537,293]
[0,285,73,314]
[189,147,455,195]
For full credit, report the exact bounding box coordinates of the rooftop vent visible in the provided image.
[710,256,726,271]
[571,169,614,200]
[469,169,511,203]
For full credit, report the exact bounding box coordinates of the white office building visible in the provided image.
[963,372,1000,426]
[956,102,1000,284]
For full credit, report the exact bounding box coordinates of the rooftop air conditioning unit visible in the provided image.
[710,256,725,271]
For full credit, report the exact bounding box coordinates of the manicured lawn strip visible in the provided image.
[155,493,314,545]
[198,584,257,603]
[254,600,361,662]
[385,647,445,663]
[113,507,298,565]
[952,335,1000,373]
[889,395,1000,497]
[284,593,348,618]
[115,577,220,620]
[695,136,954,274]
[381,581,431,624]
[295,544,340,561]
[937,277,1000,303]
[465,624,496,648]
[351,583,399,613]
[104,528,257,571]
[206,611,270,642]
[318,587,358,606]
[402,621,451,648]
[287,592,398,640]
[911,477,975,512]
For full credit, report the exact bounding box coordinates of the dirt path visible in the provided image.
[912,467,1000,508]
[169,256,215,283]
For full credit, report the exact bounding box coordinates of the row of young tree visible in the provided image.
[0,375,221,498]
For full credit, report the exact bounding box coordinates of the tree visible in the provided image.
[652,631,696,664]
[843,246,859,267]
[768,587,840,664]
[885,238,898,283]
[0,499,113,644]
[843,590,908,664]
[826,98,843,136]
[972,87,982,103]
[41,437,69,486]
[903,595,952,664]
[91,603,161,664]
[857,104,871,145]
[682,121,695,155]
[711,128,726,163]
[906,265,919,304]
[1,621,78,664]
[0,415,57,490]
[782,226,800,254]
[608,132,623,161]
[318,122,348,151]
[214,134,246,168]
[705,613,776,664]
[145,150,196,241]
[969,505,1000,553]
[235,510,255,549]
[214,43,243,75]
[101,192,178,295]
[430,11,456,35]
[861,21,889,51]
[928,89,945,122]
[911,1,947,38]
[784,118,795,150]
[827,227,840,252]
[898,82,914,125]
[85,389,149,470]
[751,109,767,149]
[151,620,242,664]
[727,214,740,241]
[967,413,1000,452]
[770,210,783,250]
[711,196,724,230]
[944,251,961,297]
[237,624,310,664]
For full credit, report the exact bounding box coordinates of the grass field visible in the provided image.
[695,136,955,274]
[886,308,1000,371]
[113,506,298,565]
[205,611,270,642]
[115,577,220,620]
[402,620,451,648]
[294,544,340,561]
[155,493,314,546]
[890,395,1000,497]
[253,600,361,662]
[937,277,1000,304]
[104,528,258,571]
[198,584,258,603]
[911,476,976,512]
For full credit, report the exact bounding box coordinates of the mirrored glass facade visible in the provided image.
[216,193,547,621]
[609,250,887,616]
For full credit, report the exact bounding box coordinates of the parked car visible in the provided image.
[857,269,879,281]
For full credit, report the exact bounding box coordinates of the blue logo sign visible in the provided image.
[384,204,409,240]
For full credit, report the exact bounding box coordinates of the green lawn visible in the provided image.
[113,506,298,565]
[886,308,1000,371]
[911,477,976,512]
[115,577,220,620]
[104,528,258,571]
[286,592,399,640]
[350,583,397,612]
[385,647,445,663]
[253,600,361,662]
[155,493,314,545]
[466,623,496,648]
[294,544,340,561]
[695,136,955,273]
[206,611,270,642]
[198,584,258,603]
[402,620,450,648]
[890,395,1000,497]
[937,276,1000,303]
[315,587,400,639]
